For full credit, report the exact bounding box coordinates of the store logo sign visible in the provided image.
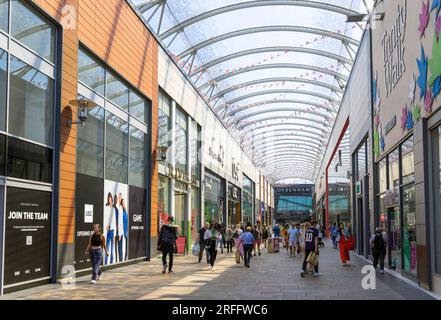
[209,145,225,167]
[385,115,397,135]
[84,204,93,223]
[381,0,407,97]
[232,160,240,181]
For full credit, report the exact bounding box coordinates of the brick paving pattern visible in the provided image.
[0,242,434,300]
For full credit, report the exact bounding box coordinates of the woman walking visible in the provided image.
[338,223,351,265]
[225,225,233,253]
[204,223,223,271]
[233,224,244,262]
[85,224,108,284]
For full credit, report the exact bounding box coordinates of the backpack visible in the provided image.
[373,233,385,250]
[262,228,269,239]
[161,226,177,245]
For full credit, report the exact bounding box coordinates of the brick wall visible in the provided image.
[30,0,159,248]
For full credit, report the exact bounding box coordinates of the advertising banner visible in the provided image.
[103,180,129,265]
[4,187,51,286]
[75,174,104,271]
[128,185,146,260]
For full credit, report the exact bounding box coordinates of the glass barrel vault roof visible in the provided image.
[129,0,374,184]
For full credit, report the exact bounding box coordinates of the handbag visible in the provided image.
[306,251,318,266]
[192,241,200,256]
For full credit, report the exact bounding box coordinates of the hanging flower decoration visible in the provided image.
[436,16,441,42]
[406,109,414,130]
[432,75,441,99]
[419,1,430,38]
[408,74,416,105]
[432,0,441,19]
[413,104,422,122]
[401,106,408,130]
[417,45,429,99]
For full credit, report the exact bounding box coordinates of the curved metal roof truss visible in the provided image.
[132,0,371,182]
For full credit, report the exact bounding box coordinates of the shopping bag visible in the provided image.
[306,252,318,266]
[235,250,241,264]
[191,241,200,256]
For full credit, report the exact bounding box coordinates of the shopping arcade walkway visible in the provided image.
[1,242,435,300]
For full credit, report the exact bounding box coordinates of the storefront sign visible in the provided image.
[84,204,93,223]
[381,0,407,97]
[4,187,52,286]
[356,181,362,196]
[232,160,240,181]
[209,145,225,167]
[129,185,147,259]
[385,115,397,135]
[75,174,104,271]
[165,163,191,184]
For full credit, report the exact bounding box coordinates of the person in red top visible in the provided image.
[338,223,351,265]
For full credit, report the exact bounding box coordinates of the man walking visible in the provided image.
[198,222,210,263]
[157,216,178,274]
[370,227,387,274]
[288,223,299,257]
[240,227,255,268]
[301,220,320,277]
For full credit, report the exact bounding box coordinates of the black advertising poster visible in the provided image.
[75,173,104,271]
[128,185,147,260]
[4,187,51,286]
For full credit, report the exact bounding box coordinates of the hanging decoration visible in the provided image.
[413,104,422,122]
[432,0,441,19]
[436,16,441,41]
[416,45,429,98]
[401,106,408,130]
[419,1,430,37]
[408,74,416,105]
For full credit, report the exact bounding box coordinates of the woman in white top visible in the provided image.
[204,223,223,271]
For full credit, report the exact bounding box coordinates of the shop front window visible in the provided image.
[106,71,129,111]
[191,187,200,242]
[174,181,187,235]
[105,113,128,184]
[403,184,416,274]
[129,127,146,188]
[78,48,105,96]
[0,134,5,175]
[242,175,253,224]
[0,0,8,32]
[402,137,415,185]
[158,175,170,231]
[11,0,55,62]
[175,108,187,172]
[389,148,400,189]
[432,126,441,275]
[7,136,52,183]
[204,170,224,224]
[0,48,6,131]
[9,55,54,146]
[228,183,241,226]
[77,103,105,178]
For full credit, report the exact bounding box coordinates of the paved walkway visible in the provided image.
[1,242,435,300]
